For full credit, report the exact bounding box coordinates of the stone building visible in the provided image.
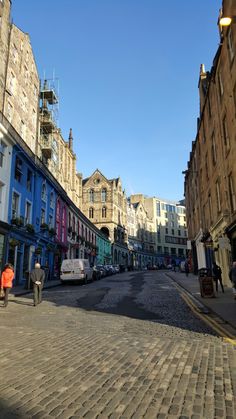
[0,0,11,112]
[81,169,129,265]
[1,21,40,153]
[183,0,236,283]
[130,194,187,266]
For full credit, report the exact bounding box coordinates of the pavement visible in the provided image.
[12,279,61,297]
[166,270,236,333]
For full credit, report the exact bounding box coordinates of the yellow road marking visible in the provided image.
[180,292,236,344]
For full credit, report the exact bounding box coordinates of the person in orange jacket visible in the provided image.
[0,263,14,307]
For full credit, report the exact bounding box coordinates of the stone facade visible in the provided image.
[184,0,236,283]
[81,169,127,243]
[3,24,40,152]
[0,0,11,112]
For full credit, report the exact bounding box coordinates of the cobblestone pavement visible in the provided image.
[0,271,235,419]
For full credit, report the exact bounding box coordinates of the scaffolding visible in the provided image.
[39,78,59,162]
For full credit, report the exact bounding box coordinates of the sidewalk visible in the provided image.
[166,270,236,331]
[12,279,61,297]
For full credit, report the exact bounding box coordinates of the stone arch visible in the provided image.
[100,226,109,239]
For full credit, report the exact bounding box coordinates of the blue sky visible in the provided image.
[12,0,222,201]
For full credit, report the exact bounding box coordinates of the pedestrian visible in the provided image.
[0,263,14,307]
[30,262,45,306]
[172,259,176,272]
[229,261,236,300]
[212,262,224,293]
[185,260,189,277]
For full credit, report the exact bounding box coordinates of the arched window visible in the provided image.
[89,207,94,219]
[102,206,107,218]
[101,188,107,202]
[89,189,94,203]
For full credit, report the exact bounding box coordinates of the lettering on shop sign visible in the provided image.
[200,276,215,298]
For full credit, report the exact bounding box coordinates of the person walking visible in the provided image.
[229,261,236,300]
[0,263,14,307]
[185,260,189,277]
[30,262,45,306]
[212,262,224,293]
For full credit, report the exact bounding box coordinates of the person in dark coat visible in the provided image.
[185,260,189,277]
[212,262,224,293]
[30,263,45,306]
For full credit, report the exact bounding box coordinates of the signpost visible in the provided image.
[198,268,215,298]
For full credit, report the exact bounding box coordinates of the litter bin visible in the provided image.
[198,268,215,298]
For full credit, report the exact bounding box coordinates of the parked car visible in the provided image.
[104,265,115,275]
[113,264,120,273]
[96,265,107,277]
[60,259,93,284]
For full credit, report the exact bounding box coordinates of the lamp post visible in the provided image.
[219,15,236,26]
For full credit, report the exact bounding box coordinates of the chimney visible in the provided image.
[68,128,73,150]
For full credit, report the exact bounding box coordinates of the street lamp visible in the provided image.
[219,15,236,26]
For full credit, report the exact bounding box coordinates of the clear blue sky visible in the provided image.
[12,0,222,201]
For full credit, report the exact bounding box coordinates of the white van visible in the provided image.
[60,259,93,284]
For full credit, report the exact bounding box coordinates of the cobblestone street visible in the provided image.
[0,271,235,419]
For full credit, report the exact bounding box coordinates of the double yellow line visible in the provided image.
[180,291,236,345]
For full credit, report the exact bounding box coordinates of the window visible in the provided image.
[165,228,168,234]
[157,246,162,253]
[41,182,46,201]
[49,214,53,229]
[229,174,236,212]
[218,70,224,96]
[8,72,16,95]
[7,102,13,122]
[171,229,174,235]
[216,181,221,213]
[0,141,7,168]
[211,133,216,166]
[228,27,235,62]
[89,207,94,219]
[208,97,212,119]
[0,182,4,204]
[50,192,54,208]
[27,169,32,191]
[164,247,168,254]
[25,201,31,224]
[32,108,36,127]
[12,44,18,64]
[101,188,107,202]
[205,153,209,180]
[102,206,107,218]
[156,201,161,216]
[209,195,212,223]
[20,120,25,138]
[12,192,20,219]
[171,248,176,255]
[14,157,23,182]
[222,116,230,151]
[178,230,181,236]
[40,208,46,225]
[89,189,94,203]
